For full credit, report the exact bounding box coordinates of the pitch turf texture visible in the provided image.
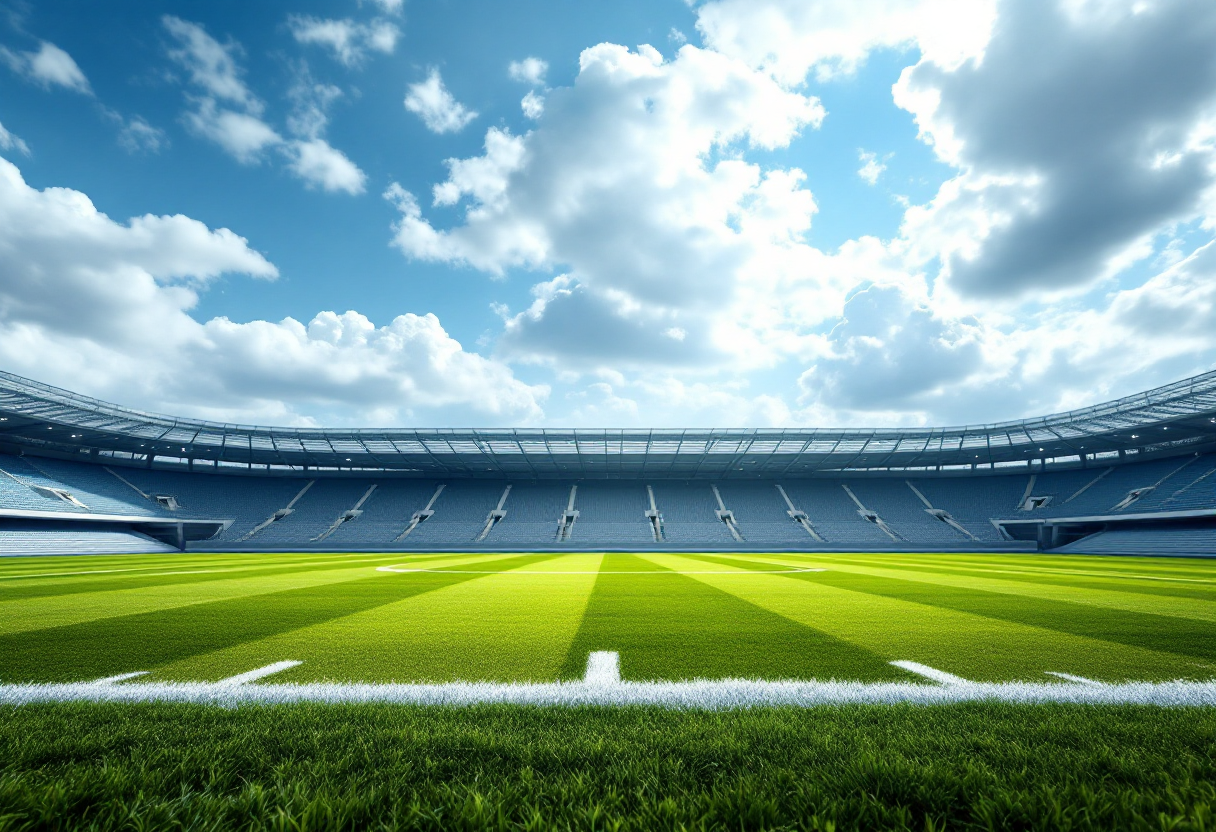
[2,551,1215,829]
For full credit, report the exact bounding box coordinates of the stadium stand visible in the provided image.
[0,526,175,555]
[1056,527,1216,556]
[2,368,1216,555]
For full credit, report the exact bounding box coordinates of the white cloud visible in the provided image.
[695,0,997,84]
[796,283,986,419]
[163,17,258,112]
[184,99,282,164]
[508,57,548,86]
[363,0,404,15]
[0,119,30,156]
[404,69,477,133]
[288,138,367,194]
[116,116,168,154]
[165,19,367,192]
[288,16,400,67]
[388,43,824,375]
[0,41,91,93]
[521,90,544,119]
[857,149,886,185]
[893,0,1216,299]
[0,155,544,425]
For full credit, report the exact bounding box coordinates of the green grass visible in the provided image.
[2,551,1215,829]
[1,551,1214,684]
[0,702,1214,831]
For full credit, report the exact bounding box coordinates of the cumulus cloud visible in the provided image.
[696,0,996,84]
[797,283,986,418]
[857,149,886,185]
[387,43,824,373]
[0,156,544,425]
[521,90,544,119]
[404,69,477,133]
[508,57,548,85]
[163,16,258,111]
[0,119,30,156]
[895,0,1216,298]
[183,98,282,164]
[0,41,91,93]
[165,16,281,163]
[165,17,366,194]
[288,16,400,67]
[288,138,367,194]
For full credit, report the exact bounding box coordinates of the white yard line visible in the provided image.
[3,676,1214,707]
[889,661,969,685]
[214,661,302,687]
[88,672,149,685]
[584,651,620,685]
[1045,671,1104,686]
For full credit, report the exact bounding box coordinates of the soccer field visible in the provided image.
[2,550,1214,691]
[3,550,1216,830]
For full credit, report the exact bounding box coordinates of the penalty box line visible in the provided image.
[3,655,1214,707]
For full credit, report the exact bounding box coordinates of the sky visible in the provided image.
[0,0,1214,430]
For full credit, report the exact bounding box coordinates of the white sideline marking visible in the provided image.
[88,672,148,685]
[1046,671,1104,686]
[890,661,968,685]
[215,661,302,687]
[3,677,1215,708]
[376,566,827,575]
[584,651,620,685]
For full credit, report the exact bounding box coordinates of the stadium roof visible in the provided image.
[2,370,1216,479]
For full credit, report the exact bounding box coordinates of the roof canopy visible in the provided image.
[2,370,1216,478]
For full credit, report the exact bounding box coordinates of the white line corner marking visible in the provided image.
[1045,671,1104,686]
[215,661,303,687]
[889,660,968,686]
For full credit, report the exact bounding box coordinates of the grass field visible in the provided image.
[1,550,1214,686]
[2,550,1215,830]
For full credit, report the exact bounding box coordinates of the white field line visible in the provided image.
[1046,671,1104,686]
[584,651,620,685]
[88,672,149,685]
[3,677,1215,707]
[376,567,827,575]
[889,661,968,685]
[214,661,302,687]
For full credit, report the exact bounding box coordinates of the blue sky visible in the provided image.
[1,0,1214,428]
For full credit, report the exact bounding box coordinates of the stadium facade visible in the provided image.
[1,370,1215,556]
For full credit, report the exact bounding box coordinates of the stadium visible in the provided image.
[4,368,1216,556]
[4,0,1216,827]
[3,370,1216,827]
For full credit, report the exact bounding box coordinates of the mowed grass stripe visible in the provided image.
[0,552,467,589]
[729,553,1216,665]
[845,552,1216,587]
[0,552,508,637]
[0,553,439,601]
[154,554,601,684]
[750,553,1216,623]
[0,552,469,593]
[557,554,898,683]
[0,553,542,683]
[672,553,1200,682]
[834,555,1216,603]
